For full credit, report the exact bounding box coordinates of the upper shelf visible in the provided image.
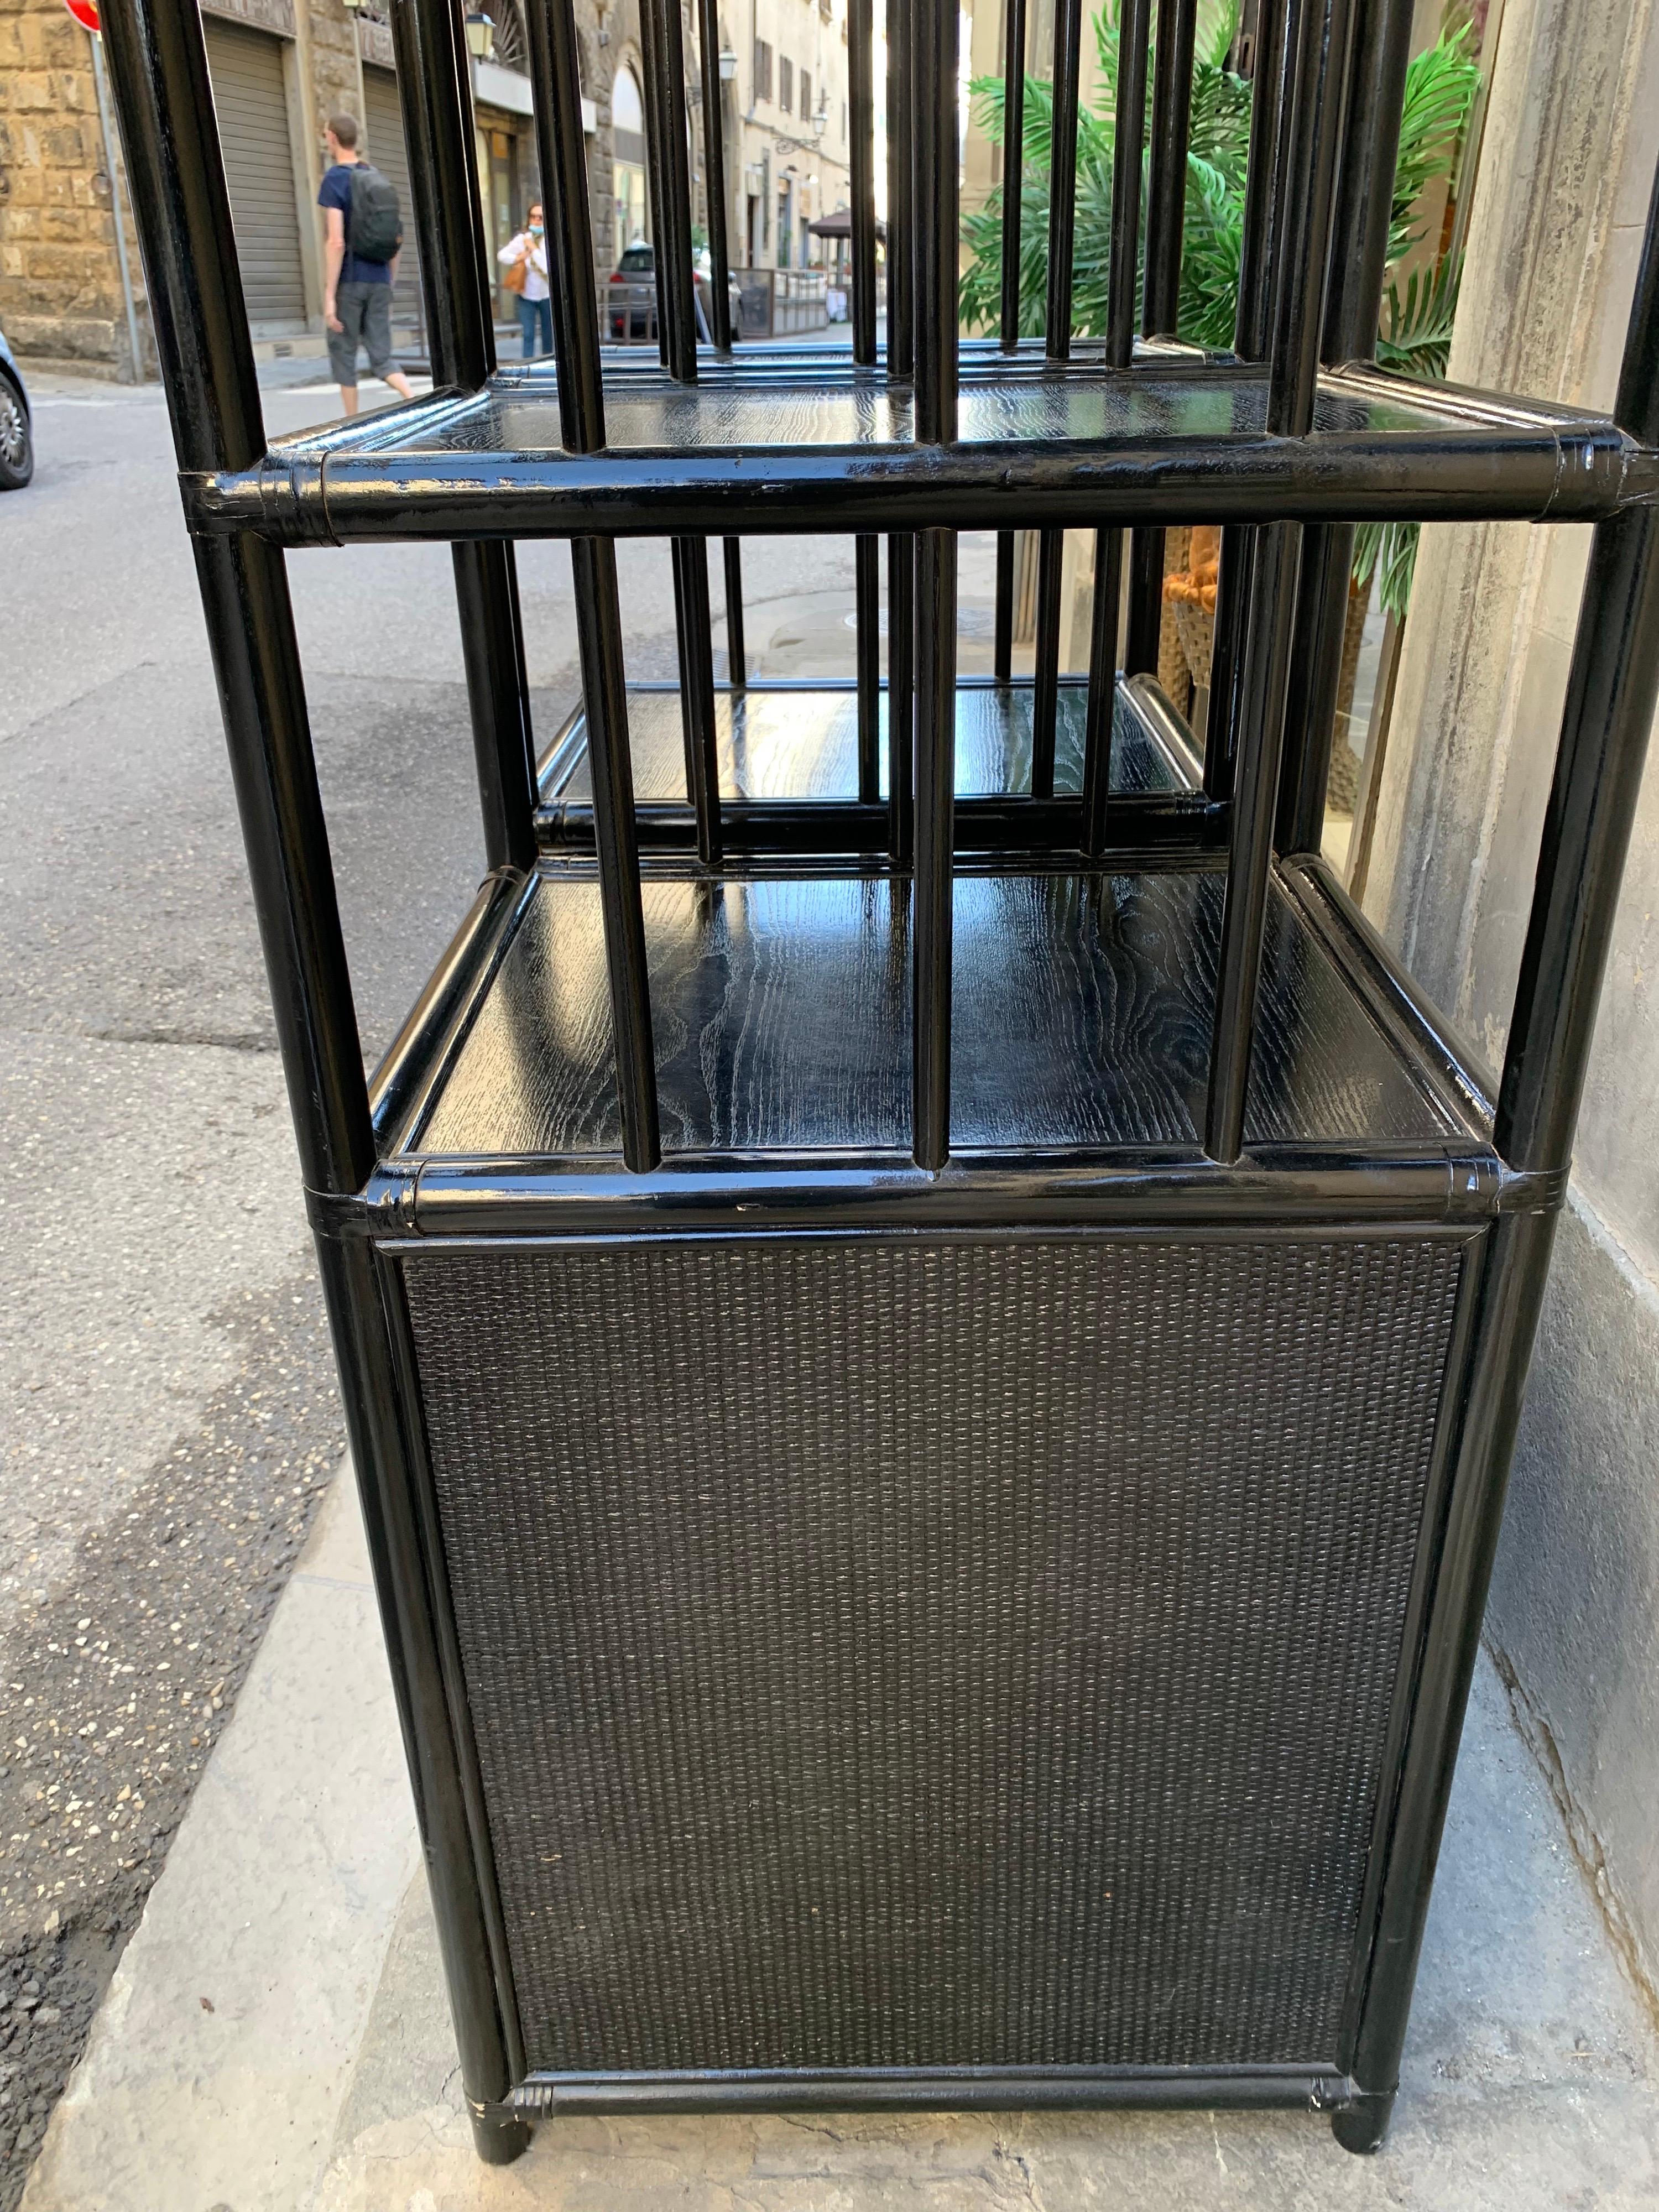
[187,345,1659,546]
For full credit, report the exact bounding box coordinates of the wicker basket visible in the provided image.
[1157,527,1193,715]
[1326,575,1373,812]
[1171,596,1217,689]
[1157,609,1191,715]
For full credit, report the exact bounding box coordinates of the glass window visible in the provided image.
[611,68,648,253]
[611,65,643,133]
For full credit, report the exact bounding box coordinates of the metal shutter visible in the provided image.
[203,17,307,330]
[362,66,422,326]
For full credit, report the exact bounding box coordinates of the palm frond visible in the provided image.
[1354,250,1464,619]
[1388,27,1480,261]
[961,9,1480,630]
[1352,517,1422,622]
[1092,0,1122,91]
[1375,254,1462,380]
[1198,0,1241,71]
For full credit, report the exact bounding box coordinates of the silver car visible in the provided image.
[607,243,743,344]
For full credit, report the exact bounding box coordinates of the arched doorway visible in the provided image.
[611,66,648,258]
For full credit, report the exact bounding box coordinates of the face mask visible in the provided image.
[530,223,544,238]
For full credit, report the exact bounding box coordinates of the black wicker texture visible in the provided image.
[404,1230,1467,2077]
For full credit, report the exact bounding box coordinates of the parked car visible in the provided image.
[0,326,32,492]
[606,243,742,343]
[607,242,658,342]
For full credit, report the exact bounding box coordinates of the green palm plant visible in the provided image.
[961,6,1480,613]
[1354,249,1464,616]
[960,1,1252,345]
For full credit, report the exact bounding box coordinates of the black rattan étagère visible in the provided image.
[99,0,1659,2165]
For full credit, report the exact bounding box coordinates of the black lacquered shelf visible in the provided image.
[186,351,1658,545]
[542,677,1190,802]
[379,855,1473,1168]
[534,676,1212,859]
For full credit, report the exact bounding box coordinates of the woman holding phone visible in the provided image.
[498,205,551,359]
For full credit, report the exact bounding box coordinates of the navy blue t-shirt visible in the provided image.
[319,162,392,284]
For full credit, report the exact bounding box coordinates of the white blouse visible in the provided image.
[498,232,550,302]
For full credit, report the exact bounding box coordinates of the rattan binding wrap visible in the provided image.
[404,1231,1467,2078]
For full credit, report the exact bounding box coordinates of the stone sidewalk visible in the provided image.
[21,1462,1659,2212]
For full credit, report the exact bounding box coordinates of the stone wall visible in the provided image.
[0,0,148,374]
[305,0,361,132]
[1366,0,1659,2007]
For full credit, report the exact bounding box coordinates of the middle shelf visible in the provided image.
[366,679,1489,1191]
[401,859,1464,1162]
[533,677,1215,859]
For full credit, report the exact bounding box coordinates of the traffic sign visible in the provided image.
[64,0,100,32]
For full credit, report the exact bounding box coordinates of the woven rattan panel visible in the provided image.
[403,1230,1468,2077]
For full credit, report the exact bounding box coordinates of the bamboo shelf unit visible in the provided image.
[102,0,1659,2166]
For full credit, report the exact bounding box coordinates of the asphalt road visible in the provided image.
[0,367,865,2200]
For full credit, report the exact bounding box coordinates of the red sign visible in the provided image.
[63,0,100,30]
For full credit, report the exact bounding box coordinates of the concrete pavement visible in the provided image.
[21,1460,1659,2211]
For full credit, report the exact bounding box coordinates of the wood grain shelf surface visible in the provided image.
[269,359,1617,460]
[546,682,1190,806]
[413,866,1461,1160]
[204,361,1648,545]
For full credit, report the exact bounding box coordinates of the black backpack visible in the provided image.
[347,163,403,265]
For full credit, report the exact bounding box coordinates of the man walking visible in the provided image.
[317,114,416,418]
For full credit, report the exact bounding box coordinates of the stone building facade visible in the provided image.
[0,0,665,377]
[1,0,399,375]
[0,0,151,375]
[573,0,853,298]
[721,0,852,271]
[577,0,643,281]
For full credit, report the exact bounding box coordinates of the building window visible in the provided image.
[779,55,793,112]
[753,38,772,100]
[487,0,529,72]
[799,69,811,121]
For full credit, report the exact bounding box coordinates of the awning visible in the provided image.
[806,209,887,240]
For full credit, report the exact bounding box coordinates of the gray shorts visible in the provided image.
[327,279,394,386]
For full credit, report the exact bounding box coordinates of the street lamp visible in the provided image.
[464,9,494,59]
[718,45,738,80]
